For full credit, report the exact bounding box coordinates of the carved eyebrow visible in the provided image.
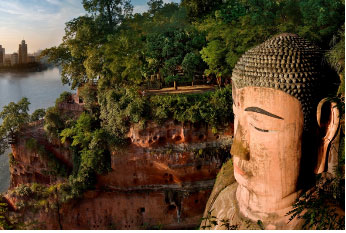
[245,107,284,120]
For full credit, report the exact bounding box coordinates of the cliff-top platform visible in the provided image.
[146,85,217,95]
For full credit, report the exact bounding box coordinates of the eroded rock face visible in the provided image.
[10,120,72,188]
[5,119,234,230]
[128,120,232,147]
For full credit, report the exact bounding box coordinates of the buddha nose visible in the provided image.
[230,123,250,161]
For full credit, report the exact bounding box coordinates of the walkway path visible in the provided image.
[146,85,217,95]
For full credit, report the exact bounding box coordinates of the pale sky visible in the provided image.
[0,0,179,54]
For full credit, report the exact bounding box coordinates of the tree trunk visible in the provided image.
[106,2,113,28]
[174,81,177,90]
[157,73,162,89]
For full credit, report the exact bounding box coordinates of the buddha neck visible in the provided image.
[236,184,302,224]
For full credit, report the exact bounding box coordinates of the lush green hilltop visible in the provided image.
[42,0,344,90]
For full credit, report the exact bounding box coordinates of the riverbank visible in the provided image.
[0,67,73,194]
[0,62,50,73]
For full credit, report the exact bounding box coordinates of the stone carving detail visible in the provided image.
[232,33,325,130]
[201,33,343,230]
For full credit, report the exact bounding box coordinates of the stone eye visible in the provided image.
[250,123,269,133]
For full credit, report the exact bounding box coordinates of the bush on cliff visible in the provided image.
[44,92,79,139]
[30,109,46,122]
[0,199,12,230]
[44,107,66,138]
[99,84,233,143]
[55,92,72,105]
[25,138,68,178]
[98,87,149,146]
[60,112,111,197]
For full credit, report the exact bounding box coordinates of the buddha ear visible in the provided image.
[314,98,340,174]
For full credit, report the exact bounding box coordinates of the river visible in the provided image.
[0,67,73,193]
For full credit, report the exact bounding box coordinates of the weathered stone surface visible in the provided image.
[231,33,326,130]
[10,120,72,187]
[201,34,344,230]
[5,119,234,230]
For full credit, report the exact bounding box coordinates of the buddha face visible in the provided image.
[231,85,304,208]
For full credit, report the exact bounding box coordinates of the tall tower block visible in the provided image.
[18,40,28,64]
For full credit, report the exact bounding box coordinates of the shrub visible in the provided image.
[55,92,72,105]
[30,109,46,122]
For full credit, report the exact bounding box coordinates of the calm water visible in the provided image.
[0,67,73,193]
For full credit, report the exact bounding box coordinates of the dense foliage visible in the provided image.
[287,175,345,230]
[42,0,344,88]
[25,138,68,177]
[60,112,111,198]
[30,109,46,122]
[99,85,233,143]
[0,198,12,230]
[0,98,30,154]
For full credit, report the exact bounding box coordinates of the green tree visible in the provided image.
[147,0,164,15]
[326,24,345,95]
[146,24,206,89]
[42,16,98,89]
[181,0,223,20]
[83,0,133,32]
[298,0,344,48]
[60,112,111,197]
[42,0,134,89]
[98,87,147,143]
[30,109,46,122]
[200,39,229,78]
[197,0,344,81]
[182,52,204,85]
[103,28,146,86]
[0,98,30,154]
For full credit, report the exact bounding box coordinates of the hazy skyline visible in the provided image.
[0,0,179,54]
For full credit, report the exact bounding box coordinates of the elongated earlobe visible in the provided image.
[315,98,340,174]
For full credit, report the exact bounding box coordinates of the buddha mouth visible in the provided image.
[234,162,253,188]
[234,163,246,176]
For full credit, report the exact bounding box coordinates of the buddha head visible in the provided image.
[230,33,340,221]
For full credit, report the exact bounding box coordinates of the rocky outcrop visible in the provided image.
[10,120,72,188]
[5,118,233,229]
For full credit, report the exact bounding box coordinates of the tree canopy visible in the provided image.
[0,98,30,154]
[41,0,344,90]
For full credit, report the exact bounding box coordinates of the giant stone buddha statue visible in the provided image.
[201,33,343,230]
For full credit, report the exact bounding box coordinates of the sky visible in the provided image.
[0,0,179,54]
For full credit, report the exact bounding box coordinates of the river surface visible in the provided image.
[0,67,72,193]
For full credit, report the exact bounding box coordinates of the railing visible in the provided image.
[143,79,212,90]
[57,102,84,112]
[28,119,44,128]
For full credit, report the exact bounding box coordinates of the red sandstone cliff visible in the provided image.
[4,102,233,229]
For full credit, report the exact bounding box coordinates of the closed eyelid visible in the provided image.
[249,123,277,133]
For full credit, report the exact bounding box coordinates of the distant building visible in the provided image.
[18,40,28,64]
[27,55,35,63]
[4,57,11,66]
[5,54,11,66]
[11,53,19,65]
[0,45,4,66]
[27,54,36,63]
[2,48,5,64]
